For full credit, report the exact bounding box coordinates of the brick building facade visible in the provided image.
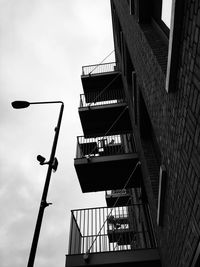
[111,0,200,266]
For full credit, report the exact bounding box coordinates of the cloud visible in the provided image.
[0,1,111,266]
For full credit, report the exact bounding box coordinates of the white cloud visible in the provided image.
[0,1,111,267]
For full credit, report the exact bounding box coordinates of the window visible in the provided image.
[151,0,170,38]
[129,0,135,15]
[165,0,184,92]
[161,0,172,28]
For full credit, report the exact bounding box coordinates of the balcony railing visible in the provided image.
[106,189,130,197]
[79,89,125,107]
[68,204,157,255]
[82,62,118,76]
[105,189,132,207]
[75,133,136,159]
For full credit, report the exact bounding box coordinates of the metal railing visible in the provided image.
[82,62,118,76]
[68,205,157,255]
[75,133,136,159]
[79,89,125,107]
[106,189,130,197]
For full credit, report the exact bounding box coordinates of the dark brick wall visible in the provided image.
[112,0,200,266]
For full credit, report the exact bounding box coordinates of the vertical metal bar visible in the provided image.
[128,206,130,250]
[86,209,89,253]
[113,207,116,251]
[79,209,82,253]
[68,211,73,255]
[119,206,123,249]
[75,210,78,254]
[128,206,131,250]
[74,210,78,253]
[125,206,128,250]
[106,207,108,252]
[95,208,97,253]
[104,208,106,252]
[100,208,105,252]
[82,209,85,254]
[102,207,104,252]
[91,208,93,253]
[88,208,91,251]
[99,207,101,252]
[104,207,107,252]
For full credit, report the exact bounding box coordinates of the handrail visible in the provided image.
[71,203,144,213]
[75,133,136,159]
[68,204,157,255]
[86,50,115,75]
[106,189,130,197]
[79,89,125,107]
[82,62,118,76]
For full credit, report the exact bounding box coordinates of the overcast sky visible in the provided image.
[0,1,114,267]
[0,1,172,267]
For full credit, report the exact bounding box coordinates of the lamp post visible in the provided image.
[11,100,64,267]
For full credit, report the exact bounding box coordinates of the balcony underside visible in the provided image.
[79,104,132,137]
[81,71,123,95]
[74,154,142,193]
[65,249,161,267]
[106,194,131,207]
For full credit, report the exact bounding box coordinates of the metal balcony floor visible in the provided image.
[79,103,132,137]
[65,249,161,267]
[74,153,142,193]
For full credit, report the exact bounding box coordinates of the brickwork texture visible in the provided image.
[112,0,200,266]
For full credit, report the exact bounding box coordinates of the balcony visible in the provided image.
[65,205,161,267]
[81,62,123,94]
[74,133,142,193]
[106,189,131,207]
[79,90,132,137]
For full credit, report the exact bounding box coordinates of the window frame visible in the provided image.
[157,165,167,226]
[165,0,184,92]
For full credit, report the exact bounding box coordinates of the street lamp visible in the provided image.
[11,100,64,267]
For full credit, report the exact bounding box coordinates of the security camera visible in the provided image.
[37,155,46,165]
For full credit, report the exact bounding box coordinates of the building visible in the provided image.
[65,1,200,267]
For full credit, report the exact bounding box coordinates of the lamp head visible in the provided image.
[11,101,30,109]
